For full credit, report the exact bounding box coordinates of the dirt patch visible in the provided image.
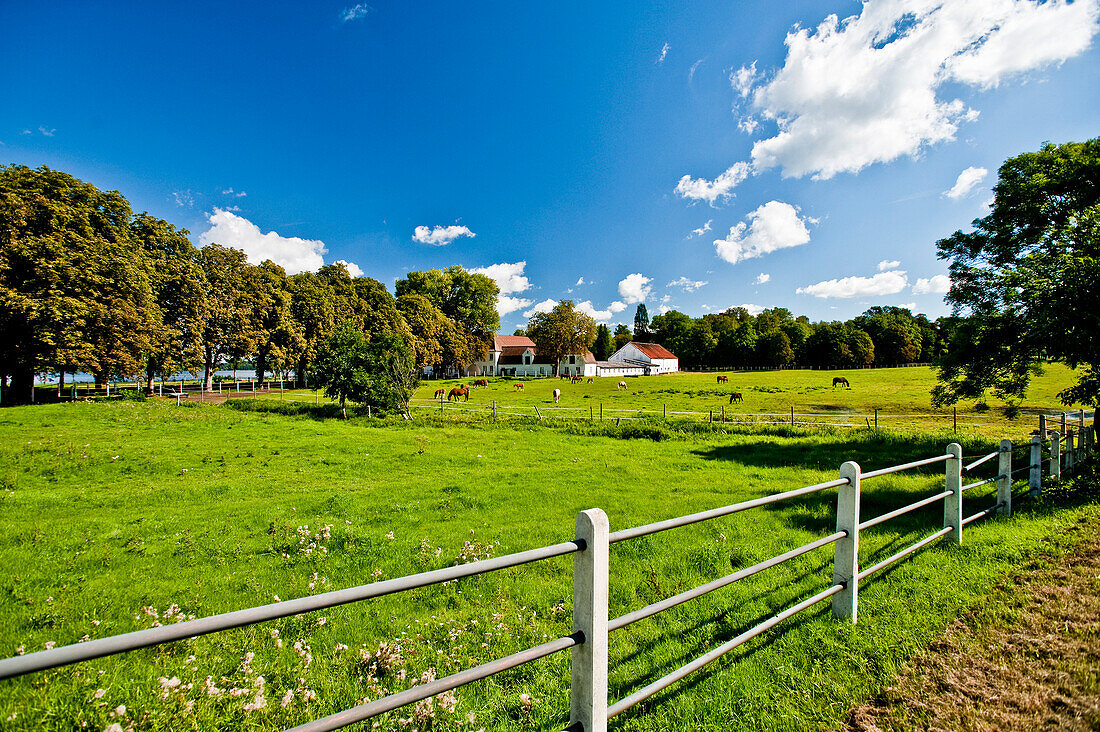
[843,515,1100,732]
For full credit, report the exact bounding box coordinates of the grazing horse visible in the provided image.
[832,377,850,389]
[729,392,743,404]
[553,388,561,403]
[571,375,584,384]
[587,377,593,384]
[514,383,525,392]
[473,378,488,387]
[448,386,469,402]
[434,388,445,399]
[559,373,571,380]
[617,381,627,390]
[716,375,728,384]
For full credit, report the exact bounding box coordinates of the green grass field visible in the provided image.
[0,367,1095,730]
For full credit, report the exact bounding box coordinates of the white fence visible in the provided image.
[0,428,1092,730]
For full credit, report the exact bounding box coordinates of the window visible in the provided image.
[569,355,576,364]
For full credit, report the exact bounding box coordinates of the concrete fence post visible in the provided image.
[570,508,609,732]
[832,461,861,623]
[944,443,963,545]
[1050,431,1061,480]
[1066,429,1075,472]
[1029,435,1042,495]
[997,439,1012,516]
[1039,414,1047,441]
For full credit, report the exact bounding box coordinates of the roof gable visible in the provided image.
[630,342,678,360]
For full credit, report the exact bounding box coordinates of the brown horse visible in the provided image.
[571,375,584,384]
[473,378,488,387]
[832,377,850,389]
[717,375,728,384]
[514,383,525,392]
[434,388,445,399]
[587,377,594,384]
[448,386,469,402]
[729,392,743,404]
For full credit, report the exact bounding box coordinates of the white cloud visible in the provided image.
[171,190,194,208]
[736,0,1100,180]
[797,270,909,299]
[575,300,621,321]
[754,273,771,285]
[738,117,759,134]
[944,166,988,199]
[657,42,670,64]
[618,273,653,303]
[899,302,917,310]
[497,295,533,317]
[730,61,758,98]
[689,59,704,83]
[877,259,901,271]
[334,260,364,277]
[199,208,327,274]
[222,187,247,198]
[687,219,713,238]
[912,274,951,294]
[38,126,55,137]
[523,299,558,318]
[715,200,812,265]
[736,303,765,315]
[675,162,751,204]
[412,224,476,246]
[340,3,370,22]
[468,261,531,294]
[608,300,627,313]
[667,276,708,292]
[575,276,586,286]
[658,304,672,315]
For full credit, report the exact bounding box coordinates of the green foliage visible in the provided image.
[935,138,1100,407]
[311,320,372,411]
[592,324,613,361]
[526,299,597,373]
[633,303,650,339]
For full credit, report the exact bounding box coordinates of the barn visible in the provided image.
[608,341,679,375]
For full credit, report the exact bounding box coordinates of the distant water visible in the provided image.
[33,369,274,385]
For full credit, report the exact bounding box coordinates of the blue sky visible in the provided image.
[3,1,1098,332]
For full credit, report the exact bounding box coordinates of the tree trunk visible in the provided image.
[255,349,267,385]
[58,369,65,398]
[12,368,33,404]
[203,348,215,392]
[145,359,155,393]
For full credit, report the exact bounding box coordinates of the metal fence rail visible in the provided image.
[0,412,1092,731]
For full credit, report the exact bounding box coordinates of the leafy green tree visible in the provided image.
[592,324,613,361]
[364,331,420,415]
[804,322,852,366]
[934,138,1100,406]
[396,266,499,368]
[0,165,159,396]
[756,330,795,366]
[196,244,262,390]
[527,300,596,375]
[289,271,337,386]
[685,319,717,366]
[612,323,632,352]
[727,322,758,364]
[397,293,471,373]
[312,320,371,417]
[650,310,693,358]
[252,260,305,385]
[633,303,650,340]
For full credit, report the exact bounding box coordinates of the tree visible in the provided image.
[0,165,159,397]
[633,304,650,340]
[592,324,613,361]
[289,271,337,386]
[312,320,370,417]
[252,260,304,385]
[397,293,472,374]
[756,330,794,366]
[934,138,1100,406]
[527,300,596,375]
[396,266,499,369]
[364,331,420,415]
[613,323,632,352]
[650,310,693,359]
[196,244,261,391]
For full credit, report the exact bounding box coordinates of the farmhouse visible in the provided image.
[608,341,679,375]
[558,351,597,378]
[473,334,555,377]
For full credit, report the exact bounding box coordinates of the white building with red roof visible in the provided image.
[608,341,679,375]
[473,334,554,377]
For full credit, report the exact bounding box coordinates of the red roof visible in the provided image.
[583,350,597,364]
[500,345,535,357]
[494,334,536,350]
[630,342,678,360]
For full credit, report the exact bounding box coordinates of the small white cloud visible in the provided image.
[199,208,327,275]
[730,61,758,98]
[618,273,653,304]
[657,42,670,64]
[38,126,55,137]
[715,200,812,265]
[468,261,531,294]
[912,274,951,294]
[340,3,370,22]
[944,166,988,199]
[736,303,765,315]
[608,301,627,313]
[700,304,712,311]
[21,129,31,135]
[334,260,364,277]
[172,190,194,208]
[575,301,623,321]
[689,59,704,83]
[797,270,909,299]
[497,295,533,317]
[667,276,708,292]
[675,162,751,205]
[523,299,558,318]
[899,302,917,310]
[754,273,770,285]
[687,219,713,239]
[575,276,586,286]
[877,260,901,271]
[222,187,247,198]
[412,224,476,246]
[658,304,672,315]
[738,117,759,134]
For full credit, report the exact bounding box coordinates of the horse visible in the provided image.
[571,375,584,384]
[617,381,627,390]
[559,373,570,380]
[729,392,743,404]
[514,383,525,392]
[832,377,850,389]
[447,386,469,402]
[716,375,728,384]
[473,378,488,388]
[434,388,445,399]
[587,377,593,384]
[553,388,561,403]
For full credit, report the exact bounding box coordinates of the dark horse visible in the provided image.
[448,386,470,402]
[832,377,850,389]
[716,375,728,384]
[729,392,743,404]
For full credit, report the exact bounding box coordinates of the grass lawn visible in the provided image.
[0,397,1095,731]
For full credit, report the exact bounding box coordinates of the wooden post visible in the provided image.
[589,405,593,420]
[832,461,861,622]
[494,400,497,419]
[721,405,725,423]
[1039,414,1047,443]
[1066,429,1075,472]
[874,408,877,430]
[709,410,713,423]
[570,508,609,732]
[600,403,603,421]
[953,406,957,433]
[997,439,1012,516]
[1029,434,1041,495]
[663,404,666,419]
[1061,412,1067,436]
[367,405,371,418]
[534,406,541,420]
[1050,431,1061,480]
[944,443,963,545]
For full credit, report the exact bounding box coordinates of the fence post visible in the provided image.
[600,403,603,421]
[944,443,963,545]
[494,401,497,419]
[1061,412,1067,436]
[1029,435,1042,495]
[832,461,861,623]
[570,508,609,732]
[1066,428,1076,472]
[997,439,1012,516]
[1049,431,1060,480]
[1039,414,1047,440]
